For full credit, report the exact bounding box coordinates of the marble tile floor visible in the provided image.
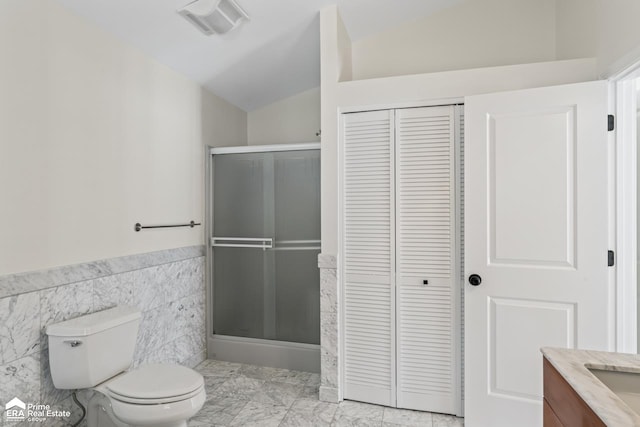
[191,359,464,427]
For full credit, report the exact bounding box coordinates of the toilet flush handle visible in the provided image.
[63,340,83,348]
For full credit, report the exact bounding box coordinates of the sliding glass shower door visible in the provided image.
[212,149,320,345]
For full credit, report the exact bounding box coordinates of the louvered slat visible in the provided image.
[396,106,457,414]
[342,110,394,407]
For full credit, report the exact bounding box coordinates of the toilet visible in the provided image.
[46,306,206,427]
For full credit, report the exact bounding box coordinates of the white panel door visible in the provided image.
[465,81,610,427]
[342,110,395,406]
[395,106,459,414]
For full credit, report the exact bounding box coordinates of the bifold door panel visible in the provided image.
[341,106,459,413]
[395,107,458,413]
[342,109,395,407]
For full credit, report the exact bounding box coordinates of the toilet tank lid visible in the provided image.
[46,306,142,337]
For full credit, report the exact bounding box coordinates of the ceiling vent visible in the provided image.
[178,0,249,35]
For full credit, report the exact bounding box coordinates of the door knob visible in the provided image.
[468,274,482,286]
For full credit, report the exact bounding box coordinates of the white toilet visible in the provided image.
[46,306,206,427]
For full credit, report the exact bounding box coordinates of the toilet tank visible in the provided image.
[46,306,142,389]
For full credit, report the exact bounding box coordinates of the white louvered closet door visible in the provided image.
[342,110,395,407]
[395,106,458,414]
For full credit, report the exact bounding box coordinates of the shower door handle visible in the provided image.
[211,237,273,250]
[270,240,321,251]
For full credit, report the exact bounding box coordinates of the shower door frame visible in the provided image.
[205,142,321,372]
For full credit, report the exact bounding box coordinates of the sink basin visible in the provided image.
[589,368,640,415]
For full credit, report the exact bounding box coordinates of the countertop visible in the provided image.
[541,347,640,426]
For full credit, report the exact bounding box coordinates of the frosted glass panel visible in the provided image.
[213,153,268,238]
[274,150,321,241]
[213,152,271,339]
[213,247,265,338]
[275,251,320,344]
[212,149,320,345]
[273,150,321,344]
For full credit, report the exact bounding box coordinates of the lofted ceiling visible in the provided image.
[54,0,462,111]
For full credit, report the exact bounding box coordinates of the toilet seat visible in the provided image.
[108,383,205,405]
[106,364,205,404]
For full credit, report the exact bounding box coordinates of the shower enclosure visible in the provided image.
[206,143,321,372]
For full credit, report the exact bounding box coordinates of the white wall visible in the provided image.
[554,0,640,76]
[0,0,247,276]
[320,5,598,255]
[320,6,353,254]
[596,0,640,75]
[555,0,597,60]
[202,90,248,148]
[247,87,320,145]
[351,0,557,81]
[353,0,630,82]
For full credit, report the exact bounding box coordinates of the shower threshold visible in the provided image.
[208,334,320,373]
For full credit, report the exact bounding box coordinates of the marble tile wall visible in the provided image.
[0,247,206,427]
[318,253,338,403]
[0,246,203,299]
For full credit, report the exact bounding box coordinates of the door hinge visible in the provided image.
[608,115,615,131]
[608,250,615,267]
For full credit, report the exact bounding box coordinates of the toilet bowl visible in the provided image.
[46,306,206,427]
[93,364,206,427]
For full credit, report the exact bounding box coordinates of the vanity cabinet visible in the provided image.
[543,357,606,427]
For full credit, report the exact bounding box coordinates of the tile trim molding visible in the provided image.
[0,245,205,299]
